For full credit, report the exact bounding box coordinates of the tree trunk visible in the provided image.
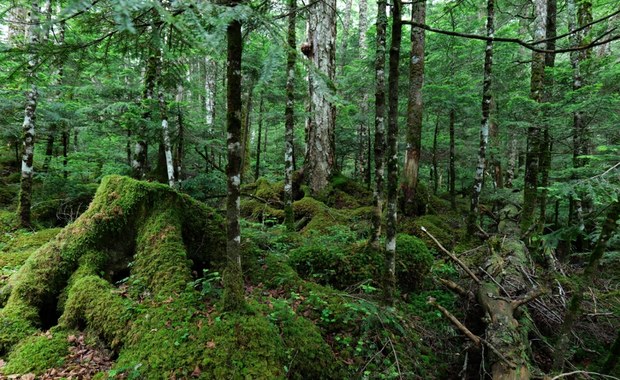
[284,0,296,231]
[158,83,175,188]
[133,38,158,180]
[18,3,40,229]
[304,0,336,195]
[539,0,556,226]
[62,128,68,179]
[370,0,388,248]
[431,115,439,194]
[505,129,518,188]
[384,0,402,305]
[223,19,245,312]
[254,93,263,182]
[449,109,456,209]
[356,0,370,186]
[553,200,620,370]
[467,0,494,234]
[402,0,426,213]
[489,98,503,189]
[241,80,255,183]
[521,0,546,234]
[175,84,185,181]
[205,57,217,171]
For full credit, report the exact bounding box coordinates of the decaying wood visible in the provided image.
[424,224,544,379]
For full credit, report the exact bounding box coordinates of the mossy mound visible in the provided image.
[402,214,463,250]
[289,226,433,292]
[3,328,70,375]
[317,174,372,209]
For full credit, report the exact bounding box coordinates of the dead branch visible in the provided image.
[438,278,474,300]
[421,226,481,285]
[511,288,545,309]
[428,297,517,370]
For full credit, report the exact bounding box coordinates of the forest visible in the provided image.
[0,0,619,378]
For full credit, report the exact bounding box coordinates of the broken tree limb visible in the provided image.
[428,297,517,370]
[421,226,481,284]
[438,278,474,300]
[511,287,545,309]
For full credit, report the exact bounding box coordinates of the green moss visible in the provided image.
[0,300,39,353]
[403,214,460,250]
[254,178,285,202]
[395,234,433,291]
[2,329,70,375]
[293,197,346,234]
[60,275,133,349]
[132,206,193,298]
[240,199,285,223]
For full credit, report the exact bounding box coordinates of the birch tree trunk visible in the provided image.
[284,0,297,231]
[17,3,40,229]
[467,0,494,234]
[175,83,184,181]
[304,0,336,195]
[223,18,245,312]
[521,0,546,234]
[384,0,402,305]
[158,79,175,188]
[402,0,426,214]
[370,0,387,248]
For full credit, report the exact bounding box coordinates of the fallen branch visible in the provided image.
[511,288,545,309]
[421,226,481,284]
[427,297,516,370]
[551,370,620,380]
[438,278,474,300]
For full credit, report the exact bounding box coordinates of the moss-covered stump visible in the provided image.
[0,176,225,372]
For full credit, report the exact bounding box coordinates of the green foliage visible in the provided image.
[2,329,70,375]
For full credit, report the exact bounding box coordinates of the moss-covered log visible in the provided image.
[0,175,225,354]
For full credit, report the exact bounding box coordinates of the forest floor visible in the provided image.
[0,149,618,379]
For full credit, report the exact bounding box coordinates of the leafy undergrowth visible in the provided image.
[0,175,463,379]
[4,175,615,378]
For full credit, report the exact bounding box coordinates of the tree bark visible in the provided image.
[175,83,185,181]
[384,0,402,305]
[241,80,255,183]
[402,0,426,213]
[431,115,439,194]
[284,0,296,231]
[304,0,336,195]
[158,80,175,188]
[467,0,494,234]
[521,0,546,234]
[356,0,370,186]
[370,0,388,248]
[254,93,263,182]
[18,3,41,229]
[223,18,245,312]
[133,31,158,180]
